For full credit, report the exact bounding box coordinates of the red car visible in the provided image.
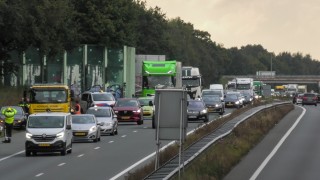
[113,98,144,125]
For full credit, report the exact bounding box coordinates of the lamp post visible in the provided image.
[270,54,273,72]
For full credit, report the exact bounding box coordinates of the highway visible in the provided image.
[224,105,320,180]
[0,110,232,180]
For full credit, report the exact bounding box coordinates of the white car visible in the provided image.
[71,114,101,142]
[86,106,118,136]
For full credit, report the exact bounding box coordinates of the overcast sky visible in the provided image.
[146,0,320,60]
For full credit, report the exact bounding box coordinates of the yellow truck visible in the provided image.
[24,84,73,114]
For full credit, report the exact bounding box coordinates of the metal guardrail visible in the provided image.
[144,102,291,180]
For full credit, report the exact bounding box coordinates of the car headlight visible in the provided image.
[57,131,65,139]
[114,111,118,113]
[133,109,141,113]
[200,109,207,114]
[89,126,97,133]
[105,122,113,126]
[215,104,221,107]
[26,132,33,139]
[235,101,239,104]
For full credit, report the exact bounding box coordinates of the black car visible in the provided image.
[0,106,28,129]
[302,93,317,106]
[224,94,242,108]
[187,100,209,122]
[202,95,225,115]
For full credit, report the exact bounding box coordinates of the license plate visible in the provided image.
[75,132,86,136]
[39,143,50,147]
[122,116,130,120]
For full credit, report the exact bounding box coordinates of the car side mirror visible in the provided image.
[66,124,72,130]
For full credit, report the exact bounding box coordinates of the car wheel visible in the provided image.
[219,111,224,115]
[152,116,155,129]
[61,144,67,156]
[68,143,72,154]
[25,150,31,156]
[110,130,115,136]
[93,136,98,142]
[137,119,143,125]
[115,128,118,135]
[32,151,37,156]
[203,116,209,123]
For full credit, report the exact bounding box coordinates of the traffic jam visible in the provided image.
[0,65,255,157]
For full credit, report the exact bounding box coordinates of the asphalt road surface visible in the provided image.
[0,109,233,180]
[224,105,320,180]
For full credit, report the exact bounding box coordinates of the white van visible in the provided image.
[25,112,73,156]
[80,91,116,113]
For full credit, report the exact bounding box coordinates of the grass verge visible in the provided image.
[125,101,293,180]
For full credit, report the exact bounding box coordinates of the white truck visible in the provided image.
[298,85,307,93]
[182,66,202,99]
[209,84,224,101]
[235,78,254,97]
[286,84,298,96]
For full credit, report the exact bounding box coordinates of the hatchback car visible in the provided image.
[302,93,317,106]
[224,94,242,108]
[86,106,118,136]
[138,96,154,119]
[71,114,101,142]
[0,106,28,129]
[202,95,225,115]
[187,100,209,122]
[113,98,144,125]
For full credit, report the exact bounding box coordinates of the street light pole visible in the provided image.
[271,55,273,72]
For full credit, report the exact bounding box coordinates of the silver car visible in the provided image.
[71,114,101,142]
[86,107,118,136]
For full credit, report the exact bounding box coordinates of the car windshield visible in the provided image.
[86,108,111,117]
[115,100,138,107]
[72,116,95,124]
[28,116,64,128]
[202,90,221,96]
[225,94,238,100]
[202,96,220,102]
[92,93,114,101]
[188,101,204,108]
[138,98,153,106]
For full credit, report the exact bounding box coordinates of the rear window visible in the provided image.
[304,93,316,97]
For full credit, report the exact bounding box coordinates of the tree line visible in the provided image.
[1,0,319,87]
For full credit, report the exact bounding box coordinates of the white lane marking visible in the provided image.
[121,135,126,138]
[0,150,25,162]
[109,113,232,180]
[35,173,44,177]
[58,163,66,167]
[249,106,306,180]
[109,141,114,143]
[109,141,176,180]
[133,130,138,133]
[94,147,100,150]
[78,154,84,157]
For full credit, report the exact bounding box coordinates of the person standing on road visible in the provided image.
[73,99,81,114]
[18,97,30,113]
[2,107,17,143]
